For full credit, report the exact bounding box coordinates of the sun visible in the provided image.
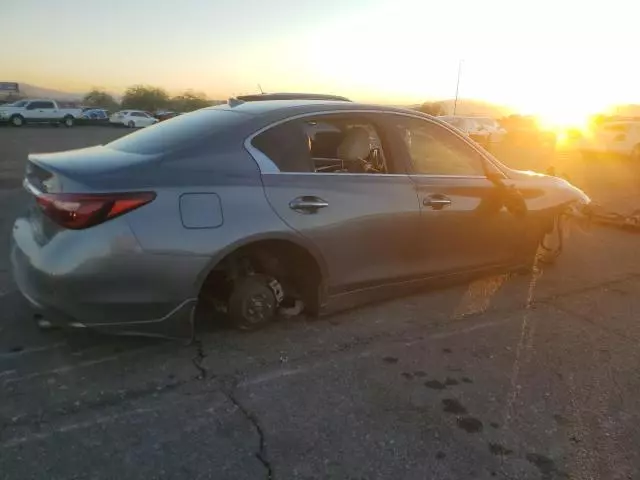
[532,99,594,131]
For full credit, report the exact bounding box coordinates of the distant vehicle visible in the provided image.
[80,108,109,120]
[579,121,640,161]
[11,99,590,338]
[109,110,159,128]
[0,99,82,127]
[438,116,506,147]
[155,111,180,122]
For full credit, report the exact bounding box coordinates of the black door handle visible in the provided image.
[289,196,329,214]
[423,195,452,210]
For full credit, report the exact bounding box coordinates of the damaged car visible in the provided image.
[10,97,590,339]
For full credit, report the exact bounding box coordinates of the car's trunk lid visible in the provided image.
[26,145,158,193]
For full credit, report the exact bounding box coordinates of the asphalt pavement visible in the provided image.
[1,126,640,480]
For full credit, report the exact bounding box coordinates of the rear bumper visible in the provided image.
[10,215,206,339]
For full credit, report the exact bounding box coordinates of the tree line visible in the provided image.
[83,85,221,113]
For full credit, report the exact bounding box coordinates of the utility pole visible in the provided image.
[453,60,462,115]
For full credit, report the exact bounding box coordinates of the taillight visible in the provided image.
[33,191,156,229]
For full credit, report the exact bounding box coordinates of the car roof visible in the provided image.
[235,93,351,102]
[211,99,432,119]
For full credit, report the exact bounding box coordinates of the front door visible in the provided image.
[251,112,423,294]
[25,101,49,121]
[386,114,523,275]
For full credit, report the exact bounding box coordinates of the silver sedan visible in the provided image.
[11,98,590,338]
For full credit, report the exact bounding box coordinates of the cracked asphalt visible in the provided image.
[1,127,640,479]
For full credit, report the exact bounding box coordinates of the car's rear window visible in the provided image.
[106,108,247,155]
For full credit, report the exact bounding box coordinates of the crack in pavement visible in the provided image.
[191,338,208,380]
[224,389,274,480]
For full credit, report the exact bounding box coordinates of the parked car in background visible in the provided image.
[579,120,640,161]
[80,108,109,120]
[438,116,506,148]
[11,98,590,339]
[154,111,181,122]
[109,110,159,128]
[0,99,82,127]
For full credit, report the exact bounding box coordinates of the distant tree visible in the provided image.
[416,101,445,116]
[169,90,210,112]
[121,85,169,113]
[83,89,118,110]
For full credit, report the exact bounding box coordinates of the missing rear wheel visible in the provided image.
[228,274,280,330]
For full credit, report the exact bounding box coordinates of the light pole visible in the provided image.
[453,60,462,115]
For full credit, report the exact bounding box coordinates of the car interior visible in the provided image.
[251,117,390,174]
[306,120,388,174]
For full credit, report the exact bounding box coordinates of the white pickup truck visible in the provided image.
[0,99,82,127]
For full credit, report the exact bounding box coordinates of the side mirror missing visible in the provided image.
[486,171,505,186]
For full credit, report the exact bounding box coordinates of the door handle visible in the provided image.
[423,195,452,210]
[289,196,329,213]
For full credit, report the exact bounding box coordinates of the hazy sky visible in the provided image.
[4,0,638,123]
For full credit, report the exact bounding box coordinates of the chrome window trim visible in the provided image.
[261,172,410,178]
[244,109,505,178]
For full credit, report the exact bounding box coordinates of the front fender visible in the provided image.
[507,170,591,214]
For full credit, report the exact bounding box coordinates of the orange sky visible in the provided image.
[4,0,639,126]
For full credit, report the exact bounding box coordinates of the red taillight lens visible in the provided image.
[34,192,156,229]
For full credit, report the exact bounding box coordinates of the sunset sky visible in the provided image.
[4,0,638,125]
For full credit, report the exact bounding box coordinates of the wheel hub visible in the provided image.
[243,292,274,324]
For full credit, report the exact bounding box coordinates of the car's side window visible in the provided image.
[41,102,55,109]
[251,114,393,174]
[393,117,486,176]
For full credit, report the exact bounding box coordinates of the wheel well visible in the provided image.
[198,240,324,316]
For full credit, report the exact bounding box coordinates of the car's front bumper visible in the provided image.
[10,214,204,339]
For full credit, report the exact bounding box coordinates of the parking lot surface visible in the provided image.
[1,126,640,479]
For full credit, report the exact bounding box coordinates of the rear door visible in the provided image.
[384,114,523,275]
[250,111,423,294]
[138,112,155,126]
